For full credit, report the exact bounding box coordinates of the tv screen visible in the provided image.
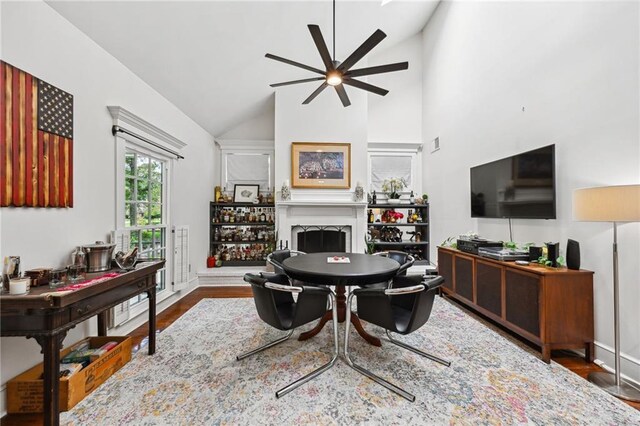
[470,145,556,219]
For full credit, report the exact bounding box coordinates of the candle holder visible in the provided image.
[9,277,30,295]
[354,183,364,202]
[281,182,291,201]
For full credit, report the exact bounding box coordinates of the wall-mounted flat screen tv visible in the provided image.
[470,145,556,219]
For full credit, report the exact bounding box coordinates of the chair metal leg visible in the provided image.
[236,330,294,361]
[385,330,451,367]
[343,293,415,402]
[276,292,340,398]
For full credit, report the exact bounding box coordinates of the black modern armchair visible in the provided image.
[237,272,338,398]
[267,249,306,274]
[344,274,450,401]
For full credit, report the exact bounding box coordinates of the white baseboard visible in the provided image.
[197,266,265,286]
[592,340,640,387]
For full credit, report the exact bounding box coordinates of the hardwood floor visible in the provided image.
[2,286,638,425]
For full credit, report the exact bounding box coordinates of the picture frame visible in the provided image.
[233,184,260,203]
[291,142,351,189]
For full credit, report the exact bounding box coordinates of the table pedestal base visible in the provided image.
[298,285,381,347]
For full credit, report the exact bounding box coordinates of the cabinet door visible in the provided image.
[454,255,474,301]
[437,249,454,291]
[505,269,540,337]
[476,260,502,317]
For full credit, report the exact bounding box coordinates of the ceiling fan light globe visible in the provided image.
[326,73,342,86]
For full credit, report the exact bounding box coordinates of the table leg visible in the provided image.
[298,311,332,341]
[298,285,381,346]
[33,333,66,426]
[147,286,156,355]
[350,315,382,347]
[97,312,108,336]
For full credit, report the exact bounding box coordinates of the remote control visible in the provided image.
[515,260,530,266]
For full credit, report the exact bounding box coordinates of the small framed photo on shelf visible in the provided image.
[291,142,351,189]
[233,184,260,203]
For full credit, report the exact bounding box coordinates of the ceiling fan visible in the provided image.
[265,0,408,107]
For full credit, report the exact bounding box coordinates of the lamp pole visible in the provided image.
[587,221,640,401]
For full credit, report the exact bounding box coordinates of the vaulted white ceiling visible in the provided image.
[47,1,439,137]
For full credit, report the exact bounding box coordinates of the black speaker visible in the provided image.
[529,246,543,262]
[546,242,559,267]
[566,239,580,270]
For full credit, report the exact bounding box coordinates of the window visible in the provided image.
[124,149,168,303]
[368,143,423,197]
[225,153,271,191]
[216,140,275,194]
[370,155,413,192]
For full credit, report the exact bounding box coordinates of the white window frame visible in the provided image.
[367,142,423,198]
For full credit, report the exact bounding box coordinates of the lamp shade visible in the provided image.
[573,184,640,222]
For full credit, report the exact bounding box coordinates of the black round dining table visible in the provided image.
[282,252,400,346]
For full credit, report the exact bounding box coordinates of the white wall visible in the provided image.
[219,96,275,140]
[274,84,368,196]
[422,1,640,381]
[368,32,423,143]
[0,1,215,413]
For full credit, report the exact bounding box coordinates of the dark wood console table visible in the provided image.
[437,247,593,363]
[0,260,165,426]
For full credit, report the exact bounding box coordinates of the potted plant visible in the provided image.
[381,177,407,204]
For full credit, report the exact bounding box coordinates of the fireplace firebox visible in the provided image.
[293,225,349,253]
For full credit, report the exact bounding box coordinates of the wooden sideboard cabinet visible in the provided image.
[437,246,594,363]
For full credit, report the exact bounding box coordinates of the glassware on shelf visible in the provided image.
[49,268,67,289]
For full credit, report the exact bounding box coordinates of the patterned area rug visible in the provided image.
[61,297,640,425]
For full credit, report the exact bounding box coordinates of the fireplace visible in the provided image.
[293,225,349,253]
[276,200,367,254]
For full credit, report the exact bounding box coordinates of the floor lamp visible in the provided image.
[573,184,640,402]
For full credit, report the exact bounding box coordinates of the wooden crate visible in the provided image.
[7,336,132,413]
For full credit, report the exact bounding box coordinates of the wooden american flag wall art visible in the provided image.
[0,60,74,207]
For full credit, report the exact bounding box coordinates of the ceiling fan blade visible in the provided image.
[334,84,351,107]
[345,62,408,78]
[265,53,325,75]
[342,78,389,96]
[308,25,334,71]
[270,77,326,88]
[338,29,387,72]
[302,82,329,104]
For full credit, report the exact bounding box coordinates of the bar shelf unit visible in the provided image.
[210,202,276,266]
[367,203,430,265]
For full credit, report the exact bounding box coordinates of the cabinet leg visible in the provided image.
[541,345,551,363]
[585,342,595,363]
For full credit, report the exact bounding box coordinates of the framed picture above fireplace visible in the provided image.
[291,142,351,189]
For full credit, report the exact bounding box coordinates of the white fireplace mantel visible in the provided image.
[276,200,368,253]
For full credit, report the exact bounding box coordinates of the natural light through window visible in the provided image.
[125,150,167,301]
